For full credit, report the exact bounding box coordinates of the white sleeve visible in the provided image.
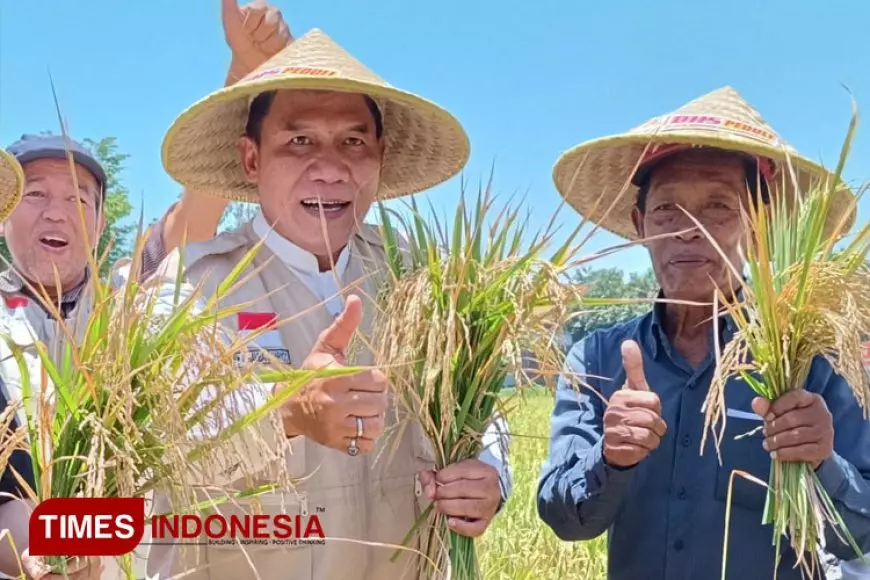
[839,554,870,579]
[146,278,286,486]
[476,413,513,507]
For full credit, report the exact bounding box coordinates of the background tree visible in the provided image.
[83,137,135,274]
[567,266,659,343]
[0,136,134,277]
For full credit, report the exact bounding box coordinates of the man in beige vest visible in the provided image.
[148,28,511,580]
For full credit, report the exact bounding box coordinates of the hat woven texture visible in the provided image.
[0,149,24,221]
[553,86,856,240]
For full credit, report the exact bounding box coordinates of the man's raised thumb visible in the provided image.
[621,340,650,392]
[314,295,362,356]
[221,0,245,37]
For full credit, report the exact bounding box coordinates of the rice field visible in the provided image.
[478,389,607,579]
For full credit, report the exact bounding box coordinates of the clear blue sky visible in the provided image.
[1,0,868,274]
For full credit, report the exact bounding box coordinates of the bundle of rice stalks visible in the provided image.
[371,183,589,580]
[0,222,364,578]
[699,101,870,578]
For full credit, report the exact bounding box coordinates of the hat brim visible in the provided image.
[0,150,24,221]
[553,132,857,241]
[162,76,470,202]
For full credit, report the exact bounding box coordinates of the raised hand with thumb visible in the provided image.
[601,340,667,468]
[222,0,293,83]
[279,295,388,454]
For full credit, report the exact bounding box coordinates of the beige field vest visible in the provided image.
[146,222,437,580]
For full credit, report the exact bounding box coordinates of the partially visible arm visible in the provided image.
[0,498,30,577]
[0,385,35,577]
[141,60,241,267]
[477,413,512,510]
[159,0,294,259]
[536,339,635,541]
[815,370,870,560]
[159,197,230,263]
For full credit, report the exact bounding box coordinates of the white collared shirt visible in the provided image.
[252,211,348,317]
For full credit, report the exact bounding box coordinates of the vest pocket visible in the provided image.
[713,416,771,513]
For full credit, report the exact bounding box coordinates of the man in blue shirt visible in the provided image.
[540,86,870,579]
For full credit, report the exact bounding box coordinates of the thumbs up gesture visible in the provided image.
[280,295,388,454]
[222,0,293,83]
[602,340,668,468]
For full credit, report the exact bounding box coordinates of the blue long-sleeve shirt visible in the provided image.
[537,306,870,580]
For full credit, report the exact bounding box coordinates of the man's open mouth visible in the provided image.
[39,235,69,250]
[300,198,352,217]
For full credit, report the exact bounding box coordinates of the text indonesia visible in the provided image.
[28,498,326,557]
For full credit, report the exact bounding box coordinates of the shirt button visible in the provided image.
[682,434,691,447]
[674,539,684,551]
[678,488,687,500]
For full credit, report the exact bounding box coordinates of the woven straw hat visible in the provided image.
[0,149,24,221]
[553,86,856,240]
[162,29,470,202]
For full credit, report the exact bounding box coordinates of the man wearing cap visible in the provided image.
[147,28,510,580]
[0,151,103,580]
[0,3,293,579]
[537,86,870,580]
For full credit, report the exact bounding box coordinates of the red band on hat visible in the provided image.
[639,144,774,182]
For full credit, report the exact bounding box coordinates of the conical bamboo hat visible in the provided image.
[553,86,855,240]
[0,149,24,221]
[162,29,470,202]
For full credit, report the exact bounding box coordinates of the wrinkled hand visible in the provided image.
[279,295,387,453]
[21,551,103,580]
[419,459,501,538]
[222,0,292,81]
[752,390,834,469]
[602,340,668,468]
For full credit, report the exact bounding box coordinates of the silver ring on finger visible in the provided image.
[356,416,364,438]
[347,437,360,457]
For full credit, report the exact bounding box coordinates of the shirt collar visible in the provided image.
[251,211,350,277]
[647,289,738,359]
[0,268,88,314]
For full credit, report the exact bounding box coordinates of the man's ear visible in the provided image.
[96,208,107,239]
[238,136,261,184]
[631,206,644,239]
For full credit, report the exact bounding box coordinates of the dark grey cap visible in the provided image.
[6,134,108,196]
